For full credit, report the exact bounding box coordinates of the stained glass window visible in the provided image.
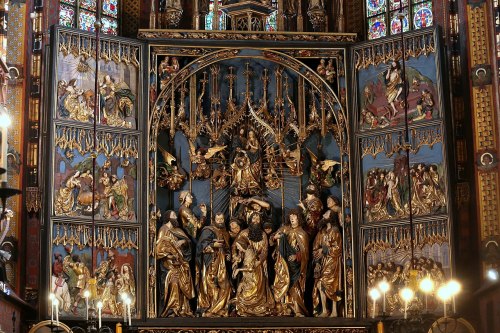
[265,0,278,31]
[205,0,227,30]
[366,0,432,40]
[59,0,119,35]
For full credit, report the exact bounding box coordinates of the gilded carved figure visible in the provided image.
[99,74,136,128]
[178,191,207,238]
[231,129,263,196]
[156,210,195,317]
[232,213,275,316]
[54,171,81,216]
[312,210,343,317]
[270,209,309,316]
[384,60,404,116]
[298,184,323,236]
[196,212,231,317]
[158,146,186,190]
[188,142,226,180]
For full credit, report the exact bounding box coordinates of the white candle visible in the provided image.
[121,294,128,323]
[372,299,376,319]
[49,293,55,324]
[54,299,59,326]
[97,301,103,328]
[127,301,131,326]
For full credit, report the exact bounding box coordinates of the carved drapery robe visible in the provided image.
[271,225,309,316]
[312,225,343,311]
[196,225,231,316]
[232,229,274,316]
[156,225,195,317]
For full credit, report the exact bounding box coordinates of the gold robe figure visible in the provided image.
[270,209,309,316]
[298,184,323,236]
[178,191,207,238]
[54,171,81,216]
[312,210,343,317]
[232,213,274,316]
[196,212,231,317]
[156,210,195,317]
[230,129,262,196]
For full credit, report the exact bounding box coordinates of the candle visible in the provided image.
[378,280,390,315]
[54,299,59,326]
[49,293,55,323]
[83,290,90,320]
[121,294,128,323]
[97,301,103,328]
[126,298,132,326]
[447,280,461,314]
[400,287,414,321]
[437,285,451,318]
[368,288,381,319]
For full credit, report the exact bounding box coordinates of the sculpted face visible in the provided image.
[229,221,241,236]
[215,214,225,228]
[290,213,299,228]
[185,193,193,205]
[251,214,261,225]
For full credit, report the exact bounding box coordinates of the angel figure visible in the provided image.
[189,141,226,180]
[157,146,186,190]
[212,164,231,190]
[280,144,303,176]
[308,148,340,188]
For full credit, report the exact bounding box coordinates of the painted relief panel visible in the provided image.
[56,33,140,129]
[50,222,139,319]
[53,125,138,221]
[363,219,450,316]
[355,32,440,131]
[48,27,144,321]
[360,125,447,223]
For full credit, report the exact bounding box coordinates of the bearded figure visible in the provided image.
[231,213,274,316]
[196,212,231,317]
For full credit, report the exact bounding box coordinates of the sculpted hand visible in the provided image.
[232,268,240,279]
[288,254,297,261]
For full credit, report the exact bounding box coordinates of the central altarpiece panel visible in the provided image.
[141,29,358,325]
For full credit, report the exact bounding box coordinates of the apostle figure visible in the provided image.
[270,209,309,316]
[178,191,207,238]
[196,212,231,317]
[156,210,195,317]
[232,212,274,316]
[312,209,343,317]
[298,184,323,236]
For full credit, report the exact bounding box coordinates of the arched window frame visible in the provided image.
[366,0,433,40]
[59,0,120,35]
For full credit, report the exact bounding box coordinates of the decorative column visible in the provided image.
[465,0,500,275]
